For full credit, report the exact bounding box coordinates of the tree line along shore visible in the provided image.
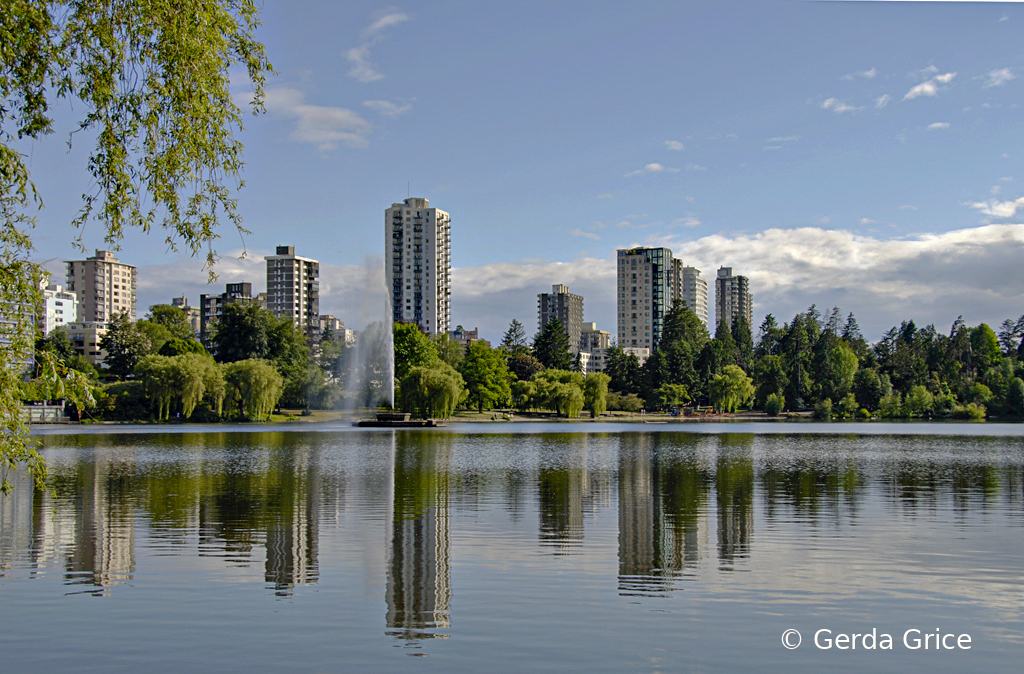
[19,301,1024,424]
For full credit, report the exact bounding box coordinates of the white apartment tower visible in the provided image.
[38,280,79,336]
[265,246,320,338]
[387,198,451,334]
[675,264,709,327]
[65,250,137,323]
[714,266,753,330]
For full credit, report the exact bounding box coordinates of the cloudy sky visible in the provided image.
[25,0,1024,341]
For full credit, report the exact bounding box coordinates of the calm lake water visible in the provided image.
[2,422,1023,673]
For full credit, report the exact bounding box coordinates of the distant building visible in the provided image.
[616,248,675,350]
[673,263,708,327]
[65,321,108,367]
[319,315,344,340]
[579,322,611,373]
[39,280,79,336]
[266,246,320,339]
[387,197,451,334]
[449,325,479,347]
[714,267,753,330]
[170,296,201,337]
[199,282,257,346]
[538,284,584,354]
[65,250,137,323]
[622,346,650,366]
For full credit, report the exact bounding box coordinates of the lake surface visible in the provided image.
[2,423,1023,673]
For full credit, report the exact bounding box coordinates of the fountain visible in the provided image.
[343,255,437,427]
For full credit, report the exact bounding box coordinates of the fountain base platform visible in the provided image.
[353,412,442,428]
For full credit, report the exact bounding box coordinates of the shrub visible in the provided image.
[858,408,872,419]
[878,392,903,419]
[837,393,859,418]
[764,393,785,417]
[813,398,833,420]
[951,403,986,420]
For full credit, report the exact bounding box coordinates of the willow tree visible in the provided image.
[224,359,283,421]
[584,372,611,418]
[136,355,177,420]
[1,1,272,489]
[400,363,465,420]
[710,365,755,413]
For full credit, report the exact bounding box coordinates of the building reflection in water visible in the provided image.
[715,435,754,570]
[385,435,451,640]
[264,442,321,596]
[538,435,589,553]
[617,435,714,595]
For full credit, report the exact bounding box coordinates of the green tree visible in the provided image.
[394,322,440,383]
[709,365,754,413]
[605,344,642,395]
[147,304,196,340]
[853,367,887,411]
[731,315,754,371]
[533,317,573,370]
[584,372,611,418]
[753,355,788,408]
[1,0,270,490]
[211,302,271,362]
[970,323,1001,374]
[508,352,545,381]
[904,385,934,418]
[532,369,585,417]
[1006,378,1024,417]
[136,319,174,355]
[224,359,283,421]
[656,383,689,410]
[500,319,530,355]
[814,339,859,403]
[433,333,465,370]
[100,311,152,379]
[460,341,511,411]
[159,338,207,357]
[764,393,785,416]
[400,363,464,419]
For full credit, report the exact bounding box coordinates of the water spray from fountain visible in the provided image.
[338,255,394,414]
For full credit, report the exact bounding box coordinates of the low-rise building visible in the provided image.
[450,325,479,347]
[319,315,345,341]
[199,282,257,346]
[39,281,79,336]
[170,296,201,337]
[579,322,612,373]
[66,321,108,367]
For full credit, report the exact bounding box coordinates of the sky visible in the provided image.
[23,0,1024,342]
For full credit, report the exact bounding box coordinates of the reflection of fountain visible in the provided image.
[339,256,394,412]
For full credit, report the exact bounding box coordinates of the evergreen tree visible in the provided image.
[100,311,153,379]
[211,303,271,362]
[755,314,783,357]
[731,315,754,371]
[460,341,512,411]
[533,317,573,370]
[605,345,643,395]
[501,319,530,355]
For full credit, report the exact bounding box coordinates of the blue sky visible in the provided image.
[26,0,1024,340]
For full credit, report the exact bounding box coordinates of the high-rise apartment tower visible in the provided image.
[538,284,584,353]
[65,250,137,323]
[387,198,451,334]
[714,266,753,330]
[673,262,709,327]
[265,246,319,339]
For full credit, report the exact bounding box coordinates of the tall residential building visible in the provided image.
[616,247,675,350]
[714,266,753,330]
[199,282,256,346]
[387,197,451,334]
[672,262,709,327]
[538,284,584,353]
[39,280,79,336]
[65,250,137,323]
[266,246,320,339]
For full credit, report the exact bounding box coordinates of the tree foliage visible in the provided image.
[460,341,511,411]
[710,365,754,413]
[584,372,611,418]
[100,311,152,378]
[533,317,573,371]
[224,359,283,421]
[400,363,464,420]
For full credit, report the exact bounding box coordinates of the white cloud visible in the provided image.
[673,217,701,228]
[664,140,685,151]
[347,12,411,83]
[899,205,918,211]
[822,98,861,113]
[983,68,1015,88]
[364,12,410,36]
[875,94,891,109]
[363,100,412,117]
[860,218,877,225]
[569,228,600,240]
[992,185,1002,196]
[904,72,956,100]
[347,47,384,83]
[264,87,373,150]
[967,196,1024,219]
[842,67,877,81]
[927,122,950,130]
[625,163,679,177]
[1000,15,1009,22]
[1000,176,1013,182]
[685,196,695,203]
[767,136,799,143]
[815,216,831,225]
